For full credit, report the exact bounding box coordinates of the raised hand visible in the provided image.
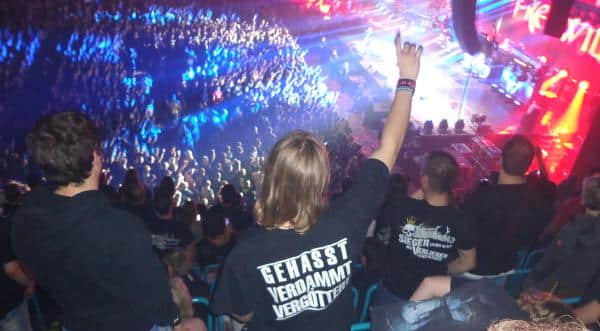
[395,32,423,81]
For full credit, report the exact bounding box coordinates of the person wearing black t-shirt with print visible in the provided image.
[463,135,555,276]
[378,151,476,301]
[210,34,423,331]
[11,112,180,331]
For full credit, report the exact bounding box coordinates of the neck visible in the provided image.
[54,177,98,197]
[586,209,600,217]
[498,169,526,185]
[423,191,449,207]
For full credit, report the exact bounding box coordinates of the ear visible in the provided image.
[420,175,429,191]
[92,151,104,174]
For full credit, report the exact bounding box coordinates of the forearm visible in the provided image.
[3,261,34,288]
[575,300,600,325]
[370,34,421,170]
[447,250,476,274]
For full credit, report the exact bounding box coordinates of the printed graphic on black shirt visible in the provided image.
[257,238,352,321]
[398,216,456,262]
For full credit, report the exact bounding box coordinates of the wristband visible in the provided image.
[396,78,416,95]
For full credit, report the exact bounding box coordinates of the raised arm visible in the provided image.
[370,33,422,170]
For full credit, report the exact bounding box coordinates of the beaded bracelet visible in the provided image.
[396,78,416,95]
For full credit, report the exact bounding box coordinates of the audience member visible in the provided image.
[11,112,180,330]
[197,210,235,268]
[463,135,555,276]
[209,36,421,330]
[377,151,476,302]
[524,175,600,297]
[209,184,254,234]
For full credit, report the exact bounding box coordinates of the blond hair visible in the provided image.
[255,131,330,234]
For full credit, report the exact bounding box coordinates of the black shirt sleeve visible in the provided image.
[330,158,389,241]
[452,213,476,251]
[210,249,253,316]
[108,211,180,326]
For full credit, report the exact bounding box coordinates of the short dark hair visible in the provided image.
[26,112,101,186]
[423,151,458,193]
[154,185,173,215]
[582,175,600,211]
[202,211,226,239]
[502,135,534,176]
[220,184,239,205]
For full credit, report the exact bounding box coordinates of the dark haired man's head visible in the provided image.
[202,211,231,247]
[501,135,534,176]
[4,183,22,205]
[582,175,600,213]
[219,184,239,206]
[421,151,458,194]
[158,176,175,198]
[26,112,102,188]
[154,185,174,217]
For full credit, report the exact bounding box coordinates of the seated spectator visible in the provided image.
[11,112,179,330]
[1,184,34,331]
[524,175,600,298]
[539,168,600,244]
[209,184,254,234]
[197,210,235,268]
[147,183,196,257]
[209,38,421,330]
[118,168,151,220]
[464,135,555,276]
[378,151,476,302]
[162,247,209,331]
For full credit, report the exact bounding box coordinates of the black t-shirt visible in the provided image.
[381,198,475,298]
[0,216,25,317]
[463,178,555,275]
[145,215,195,254]
[210,159,389,331]
[11,186,178,331]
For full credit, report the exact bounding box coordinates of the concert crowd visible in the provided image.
[2,2,600,331]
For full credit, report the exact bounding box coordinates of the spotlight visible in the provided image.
[454,119,465,134]
[438,119,449,134]
[579,80,589,90]
[423,120,434,135]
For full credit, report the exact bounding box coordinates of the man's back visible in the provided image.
[464,178,555,275]
[12,186,177,331]
[381,198,475,298]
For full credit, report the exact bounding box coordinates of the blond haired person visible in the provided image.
[210,34,422,330]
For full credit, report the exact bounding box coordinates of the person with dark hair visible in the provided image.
[523,175,600,298]
[147,181,195,258]
[197,210,234,268]
[11,112,180,331]
[210,36,421,330]
[118,168,151,220]
[463,135,556,276]
[376,151,476,301]
[209,184,254,234]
